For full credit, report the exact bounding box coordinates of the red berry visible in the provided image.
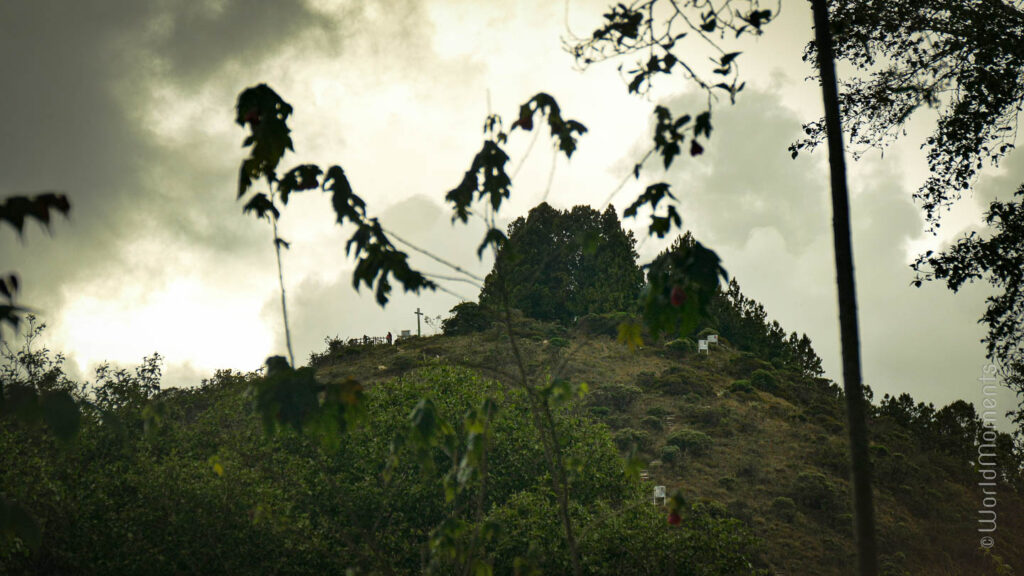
[667,511,682,525]
[670,285,686,307]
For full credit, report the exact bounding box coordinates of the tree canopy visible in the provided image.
[794,0,1024,230]
[479,203,644,324]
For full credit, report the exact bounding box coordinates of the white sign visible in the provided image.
[698,339,708,353]
[707,334,718,344]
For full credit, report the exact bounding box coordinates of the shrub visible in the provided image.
[548,337,569,348]
[641,415,664,431]
[656,366,714,397]
[686,405,731,429]
[660,445,682,463]
[816,436,850,478]
[750,369,779,394]
[771,497,797,522]
[604,414,632,429]
[589,406,611,418]
[667,428,713,456]
[665,338,696,354]
[717,476,738,491]
[635,371,658,387]
[727,353,773,378]
[645,406,670,418]
[792,472,841,513]
[613,428,651,451]
[588,382,642,411]
[729,379,754,394]
[441,301,493,335]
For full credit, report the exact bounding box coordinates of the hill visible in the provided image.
[2,313,1023,574]
[311,318,1024,575]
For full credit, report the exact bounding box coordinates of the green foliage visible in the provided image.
[653,365,715,397]
[730,380,754,394]
[660,445,681,464]
[665,337,696,354]
[666,428,713,456]
[587,382,642,411]
[548,337,569,349]
[685,405,732,430]
[612,428,651,451]
[252,356,365,450]
[640,415,663,431]
[645,406,670,418]
[792,472,844,515]
[576,312,636,338]
[442,301,494,336]
[0,364,641,574]
[486,492,763,576]
[0,317,83,442]
[770,497,797,522]
[640,233,728,339]
[749,369,779,394]
[794,0,1024,229]
[479,203,644,324]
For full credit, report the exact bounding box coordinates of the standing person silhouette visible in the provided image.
[386,331,393,346]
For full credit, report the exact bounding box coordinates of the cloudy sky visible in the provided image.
[2,0,1020,425]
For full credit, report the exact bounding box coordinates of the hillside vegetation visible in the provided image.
[4,288,1024,574]
[311,317,1024,575]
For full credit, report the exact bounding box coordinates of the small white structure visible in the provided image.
[653,485,667,505]
[707,334,718,345]
[400,330,412,338]
[698,339,709,353]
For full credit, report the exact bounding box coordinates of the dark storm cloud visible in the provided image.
[0,0,332,313]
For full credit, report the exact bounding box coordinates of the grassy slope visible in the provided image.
[314,327,1024,576]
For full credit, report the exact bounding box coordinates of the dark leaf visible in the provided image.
[277,164,323,205]
[242,193,280,221]
[477,227,507,259]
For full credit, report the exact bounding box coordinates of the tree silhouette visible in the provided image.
[792,0,1024,231]
[479,203,644,324]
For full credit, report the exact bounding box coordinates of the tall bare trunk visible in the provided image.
[810,1,878,574]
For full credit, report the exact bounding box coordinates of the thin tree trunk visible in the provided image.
[270,201,296,368]
[810,1,878,575]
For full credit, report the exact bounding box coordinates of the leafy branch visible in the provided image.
[235,84,436,367]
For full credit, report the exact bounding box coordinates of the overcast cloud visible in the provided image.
[2,0,1020,427]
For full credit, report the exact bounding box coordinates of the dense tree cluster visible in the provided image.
[479,203,644,324]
